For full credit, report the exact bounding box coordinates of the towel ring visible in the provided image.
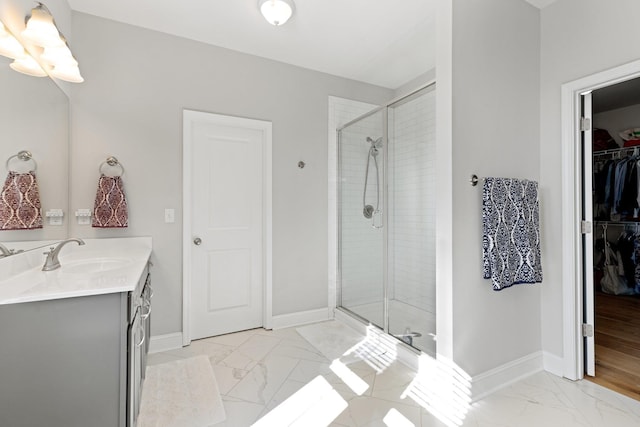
[5,150,37,172]
[99,156,125,177]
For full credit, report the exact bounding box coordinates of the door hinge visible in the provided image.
[580,117,591,131]
[581,220,592,234]
[582,323,594,337]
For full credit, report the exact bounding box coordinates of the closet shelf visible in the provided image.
[595,220,640,226]
[593,146,640,157]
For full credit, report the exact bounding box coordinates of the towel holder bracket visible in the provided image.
[106,156,119,167]
[99,156,125,177]
[17,150,32,162]
[6,150,37,172]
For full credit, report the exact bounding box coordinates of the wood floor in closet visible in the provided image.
[588,290,640,401]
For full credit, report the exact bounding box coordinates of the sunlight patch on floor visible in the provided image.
[330,360,369,395]
[253,323,472,426]
[343,325,398,373]
[401,353,472,427]
[251,376,348,427]
[383,408,416,426]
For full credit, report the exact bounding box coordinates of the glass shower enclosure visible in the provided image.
[337,84,436,355]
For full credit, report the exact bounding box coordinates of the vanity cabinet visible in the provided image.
[0,264,150,427]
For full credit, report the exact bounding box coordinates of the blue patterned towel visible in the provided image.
[482,177,542,290]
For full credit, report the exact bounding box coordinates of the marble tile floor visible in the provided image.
[147,321,640,427]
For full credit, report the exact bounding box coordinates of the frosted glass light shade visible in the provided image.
[10,54,47,77]
[22,6,64,47]
[50,62,84,83]
[40,44,75,66]
[259,0,294,26]
[0,36,24,59]
[0,23,25,59]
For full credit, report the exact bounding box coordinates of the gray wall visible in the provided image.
[69,12,393,337]
[449,0,541,376]
[540,0,640,362]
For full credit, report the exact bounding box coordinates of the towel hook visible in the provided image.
[5,150,37,172]
[99,156,125,177]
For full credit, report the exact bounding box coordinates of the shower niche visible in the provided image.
[337,84,436,355]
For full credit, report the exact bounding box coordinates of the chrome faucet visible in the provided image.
[0,243,22,258]
[42,238,85,271]
[0,243,12,258]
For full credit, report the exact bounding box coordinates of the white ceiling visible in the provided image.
[67,0,436,89]
[67,0,559,90]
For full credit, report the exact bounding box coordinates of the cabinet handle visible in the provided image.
[193,237,202,246]
[136,324,146,347]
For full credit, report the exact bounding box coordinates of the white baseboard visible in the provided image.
[150,310,332,353]
[470,351,544,401]
[542,351,564,377]
[149,332,183,354]
[271,307,332,330]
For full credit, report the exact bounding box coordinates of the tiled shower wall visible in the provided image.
[388,87,436,315]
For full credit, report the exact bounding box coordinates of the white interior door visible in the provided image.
[184,111,272,342]
[582,92,595,376]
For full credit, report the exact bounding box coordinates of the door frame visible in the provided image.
[182,109,273,346]
[561,59,640,380]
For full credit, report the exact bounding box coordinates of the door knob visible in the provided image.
[193,237,202,246]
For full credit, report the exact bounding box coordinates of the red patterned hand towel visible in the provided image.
[92,174,128,228]
[0,171,43,230]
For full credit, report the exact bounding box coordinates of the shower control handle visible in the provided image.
[193,237,202,246]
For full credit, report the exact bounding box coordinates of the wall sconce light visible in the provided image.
[10,53,47,77]
[0,21,46,77]
[21,2,64,47]
[258,0,295,26]
[21,2,84,83]
[0,21,25,58]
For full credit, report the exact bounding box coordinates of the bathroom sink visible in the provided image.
[60,258,133,275]
[0,237,152,305]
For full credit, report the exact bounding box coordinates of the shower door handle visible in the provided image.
[193,237,202,246]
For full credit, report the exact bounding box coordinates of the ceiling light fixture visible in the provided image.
[259,0,295,26]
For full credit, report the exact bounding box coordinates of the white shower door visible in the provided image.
[183,110,272,343]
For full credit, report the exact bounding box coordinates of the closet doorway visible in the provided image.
[583,77,640,401]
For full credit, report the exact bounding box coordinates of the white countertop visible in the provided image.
[0,237,152,305]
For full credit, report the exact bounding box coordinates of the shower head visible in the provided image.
[366,136,383,149]
[367,137,382,158]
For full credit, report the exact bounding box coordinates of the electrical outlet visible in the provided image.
[164,208,175,223]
